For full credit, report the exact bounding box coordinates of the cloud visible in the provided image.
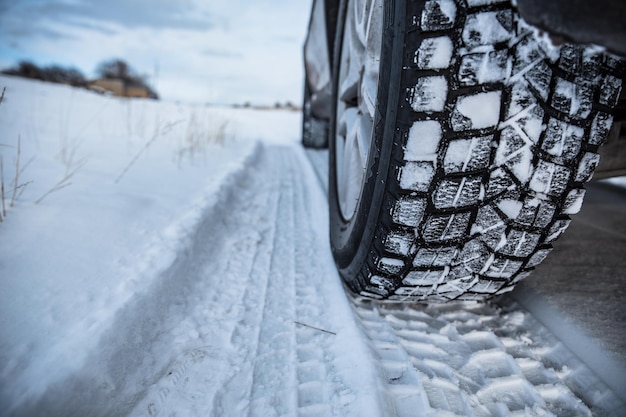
[1,0,214,37]
[0,0,313,105]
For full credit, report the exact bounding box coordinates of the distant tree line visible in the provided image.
[2,61,87,87]
[1,58,158,99]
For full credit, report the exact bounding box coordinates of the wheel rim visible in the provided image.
[335,0,383,220]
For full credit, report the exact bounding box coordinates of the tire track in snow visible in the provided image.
[292,145,392,417]
[293,150,350,417]
[350,297,626,416]
[11,144,278,417]
[306,148,624,417]
[129,145,287,417]
[128,144,387,417]
[212,147,298,417]
[14,144,621,417]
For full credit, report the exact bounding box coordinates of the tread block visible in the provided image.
[362,285,389,297]
[483,256,524,278]
[513,197,557,229]
[462,11,514,48]
[494,127,535,184]
[551,78,593,119]
[435,283,475,299]
[574,152,600,182]
[526,248,551,268]
[473,205,507,251]
[413,246,459,267]
[443,135,493,174]
[506,84,545,142]
[471,278,506,294]
[562,188,586,215]
[422,212,472,243]
[416,36,453,70]
[459,49,509,86]
[403,269,447,286]
[603,53,626,73]
[558,44,584,74]
[545,219,571,243]
[512,35,543,76]
[393,196,427,227]
[399,161,436,192]
[581,49,604,79]
[485,168,516,199]
[385,230,415,256]
[524,60,552,101]
[495,197,523,220]
[542,118,583,164]
[421,0,457,32]
[497,229,541,257]
[447,264,476,282]
[377,257,406,275]
[409,77,448,112]
[453,238,491,273]
[589,112,614,146]
[433,176,483,209]
[405,120,443,161]
[599,75,623,107]
[370,275,397,293]
[529,160,571,197]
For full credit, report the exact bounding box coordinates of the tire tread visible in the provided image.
[355,0,625,301]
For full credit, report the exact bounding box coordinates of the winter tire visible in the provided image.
[329,0,625,302]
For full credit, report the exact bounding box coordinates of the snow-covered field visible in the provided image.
[1,76,625,417]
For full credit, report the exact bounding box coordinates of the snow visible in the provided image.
[562,188,586,215]
[416,36,453,70]
[1,76,625,417]
[404,120,442,162]
[453,91,502,131]
[497,199,523,220]
[399,161,436,192]
[409,76,448,112]
[0,75,301,413]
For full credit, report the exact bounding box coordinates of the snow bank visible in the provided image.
[0,75,300,411]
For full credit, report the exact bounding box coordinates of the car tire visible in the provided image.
[329,0,625,301]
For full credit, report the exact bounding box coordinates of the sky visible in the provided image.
[0,0,313,105]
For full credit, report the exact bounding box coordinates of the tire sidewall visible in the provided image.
[329,0,406,289]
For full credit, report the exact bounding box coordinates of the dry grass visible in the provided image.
[176,110,230,166]
[0,88,33,220]
[115,118,183,184]
[35,157,85,204]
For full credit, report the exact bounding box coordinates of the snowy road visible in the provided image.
[0,78,624,416]
[6,143,624,417]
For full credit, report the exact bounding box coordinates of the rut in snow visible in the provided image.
[10,144,625,417]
